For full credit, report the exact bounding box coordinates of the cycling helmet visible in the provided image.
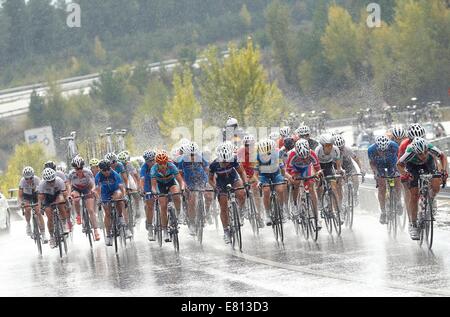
[105,152,118,163]
[155,150,169,165]
[89,158,100,167]
[295,139,310,158]
[179,138,190,147]
[117,151,128,163]
[226,116,238,128]
[375,135,390,151]
[57,163,66,173]
[280,126,291,138]
[44,161,57,171]
[269,132,280,141]
[258,139,276,155]
[243,134,256,145]
[411,137,428,154]
[284,137,295,150]
[407,123,426,140]
[182,142,200,155]
[319,134,334,145]
[334,135,345,148]
[22,166,35,178]
[391,126,407,140]
[98,159,111,171]
[216,143,234,162]
[143,150,156,162]
[296,125,311,136]
[42,168,56,182]
[71,156,85,169]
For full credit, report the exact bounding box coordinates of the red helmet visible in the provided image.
[155,150,169,165]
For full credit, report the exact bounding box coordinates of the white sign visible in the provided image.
[24,126,56,157]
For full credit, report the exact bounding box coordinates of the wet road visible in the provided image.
[2,194,450,297]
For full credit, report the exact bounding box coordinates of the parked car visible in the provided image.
[0,192,11,231]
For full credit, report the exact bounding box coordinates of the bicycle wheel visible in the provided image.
[247,193,259,236]
[330,191,342,236]
[322,192,333,234]
[169,208,180,253]
[196,193,205,245]
[347,184,354,229]
[426,197,434,249]
[112,210,119,254]
[83,206,93,248]
[55,216,63,258]
[306,194,318,242]
[155,205,162,248]
[127,195,135,234]
[33,214,42,256]
[231,201,242,251]
[97,206,106,239]
[299,196,309,240]
[387,186,397,238]
[274,195,284,244]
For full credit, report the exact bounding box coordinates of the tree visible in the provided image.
[28,0,60,55]
[199,38,284,127]
[0,143,49,194]
[160,67,201,138]
[240,4,252,29]
[94,36,107,64]
[3,0,29,61]
[28,90,46,127]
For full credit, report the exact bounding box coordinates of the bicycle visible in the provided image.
[148,192,163,248]
[22,203,43,256]
[50,201,68,258]
[260,181,287,245]
[154,192,181,253]
[319,175,343,236]
[80,193,94,248]
[242,182,260,236]
[292,176,318,242]
[187,189,207,245]
[380,175,401,238]
[341,173,363,230]
[103,198,128,254]
[417,170,445,250]
[225,184,245,251]
[126,189,139,234]
[60,131,78,169]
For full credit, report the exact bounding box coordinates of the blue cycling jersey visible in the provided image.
[368,141,399,173]
[150,162,179,184]
[209,157,240,179]
[177,154,209,188]
[95,170,123,199]
[140,162,154,192]
[113,162,125,175]
[255,151,284,174]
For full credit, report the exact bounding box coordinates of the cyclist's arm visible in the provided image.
[369,160,379,176]
[139,177,145,193]
[208,173,216,189]
[236,165,248,184]
[151,178,158,194]
[175,173,185,191]
[37,193,44,213]
[119,183,126,197]
[397,152,409,176]
[121,172,129,189]
[132,171,140,188]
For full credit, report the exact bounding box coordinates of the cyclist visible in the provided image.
[18,167,48,242]
[278,126,291,149]
[68,156,100,241]
[118,151,140,192]
[334,135,364,205]
[208,142,248,244]
[286,139,322,228]
[295,125,319,150]
[315,134,344,216]
[222,116,242,148]
[89,158,100,177]
[37,168,70,248]
[95,159,132,247]
[177,142,213,235]
[45,161,67,183]
[368,135,402,225]
[151,150,185,243]
[237,134,264,228]
[254,139,287,226]
[388,126,407,145]
[140,149,157,241]
[105,153,129,189]
[397,137,448,240]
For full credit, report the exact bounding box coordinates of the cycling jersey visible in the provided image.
[140,162,154,192]
[339,146,358,172]
[286,150,321,175]
[307,138,319,151]
[38,177,66,195]
[237,146,257,178]
[209,157,241,192]
[398,142,443,166]
[68,168,95,191]
[124,162,137,175]
[314,145,341,164]
[177,154,209,189]
[368,141,399,176]
[112,162,126,175]
[56,171,67,182]
[19,176,40,202]
[398,138,412,159]
[95,170,123,202]
[150,162,179,184]
[255,151,284,174]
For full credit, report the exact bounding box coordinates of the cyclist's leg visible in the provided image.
[71,190,82,220]
[103,204,112,234]
[145,198,154,227]
[85,194,98,229]
[407,163,421,223]
[232,179,245,209]
[55,194,69,225]
[169,181,181,215]
[259,174,272,222]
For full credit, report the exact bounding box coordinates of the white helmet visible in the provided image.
[411,137,428,154]
[243,134,256,145]
[182,142,200,155]
[42,168,56,182]
[296,125,311,136]
[280,126,291,138]
[392,126,407,139]
[319,134,334,145]
[375,135,390,151]
[226,116,238,127]
[22,166,34,178]
[71,155,85,169]
[179,138,190,146]
[216,143,234,162]
[258,139,276,155]
[295,139,310,158]
[105,152,117,162]
[143,149,156,162]
[334,135,345,148]
[269,132,280,141]
[407,123,425,140]
[57,162,67,173]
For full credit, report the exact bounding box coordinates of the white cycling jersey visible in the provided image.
[314,145,341,164]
